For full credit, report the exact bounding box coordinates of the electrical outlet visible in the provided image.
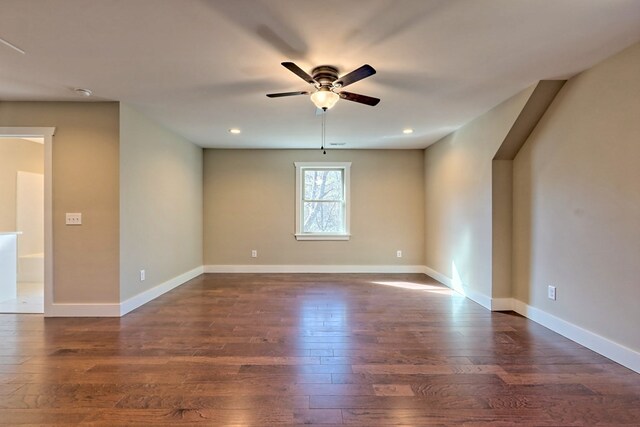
[140,269,145,281]
[396,250,402,258]
[251,250,257,258]
[65,213,82,225]
[548,285,556,300]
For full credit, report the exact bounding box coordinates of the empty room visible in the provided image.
[0,1,639,425]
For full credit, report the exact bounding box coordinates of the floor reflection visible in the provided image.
[296,290,349,382]
[371,280,457,295]
[298,293,349,337]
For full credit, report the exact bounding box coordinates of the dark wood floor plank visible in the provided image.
[341,408,556,426]
[0,272,638,425]
[310,394,489,410]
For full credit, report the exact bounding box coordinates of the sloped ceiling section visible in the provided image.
[494,80,567,160]
[1,0,639,149]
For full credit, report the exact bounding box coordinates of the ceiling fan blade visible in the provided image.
[266,91,309,98]
[335,64,376,88]
[339,91,380,106]
[281,62,316,85]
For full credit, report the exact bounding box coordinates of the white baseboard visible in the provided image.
[491,297,515,311]
[423,265,492,310]
[120,266,204,316]
[43,264,639,373]
[422,265,452,287]
[45,266,204,317]
[422,266,639,373]
[46,303,121,317]
[510,299,640,374]
[204,264,427,274]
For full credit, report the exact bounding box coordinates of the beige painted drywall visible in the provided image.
[0,102,120,303]
[491,160,513,298]
[204,149,424,265]
[513,42,640,351]
[0,138,43,232]
[119,104,203,300]
[423,86,535,298]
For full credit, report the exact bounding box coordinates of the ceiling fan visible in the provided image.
[267,62,380,110]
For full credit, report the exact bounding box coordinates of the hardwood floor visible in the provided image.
[1,273,638,425]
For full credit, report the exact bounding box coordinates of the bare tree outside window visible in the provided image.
[302,169,344,233]
[294,162,351,240]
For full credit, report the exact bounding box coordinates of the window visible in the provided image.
[295,162,351,240]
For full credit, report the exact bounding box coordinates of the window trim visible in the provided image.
[294,162,351,241]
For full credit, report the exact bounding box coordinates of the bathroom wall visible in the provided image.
[16,171,44,257]
[0,138,44,233]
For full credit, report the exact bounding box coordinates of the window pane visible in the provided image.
[303,170,343,201]
[303,201,344,233]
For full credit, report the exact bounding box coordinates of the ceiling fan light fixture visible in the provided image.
[310,87,339,110]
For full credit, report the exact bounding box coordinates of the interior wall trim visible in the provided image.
[43,265,639,373]
[510,298,640,374]
[423,265,492,310]
[203,264,427,274]
[46,303,121,317]
[491,298,515,311]
[120,266,204,316]
[424,265,639,374]
[46,266,204,317]
[0,127,55,316]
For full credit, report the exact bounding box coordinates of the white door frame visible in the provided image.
[0,127,55,316]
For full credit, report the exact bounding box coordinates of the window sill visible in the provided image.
[295,234,351,241]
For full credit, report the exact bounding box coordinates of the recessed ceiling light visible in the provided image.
[403,128,414,134]
[229,128,241,134]
[74,88,93,97]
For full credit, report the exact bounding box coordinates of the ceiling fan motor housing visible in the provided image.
[311,65,340,87]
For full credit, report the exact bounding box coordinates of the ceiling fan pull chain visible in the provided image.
[321,108,327,155]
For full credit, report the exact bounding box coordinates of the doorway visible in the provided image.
[0,127,54,315]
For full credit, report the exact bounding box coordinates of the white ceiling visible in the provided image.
[1,0,639,149]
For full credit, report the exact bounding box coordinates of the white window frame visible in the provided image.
[294,162,351,241]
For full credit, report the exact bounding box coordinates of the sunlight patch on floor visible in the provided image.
[371,281,460,296]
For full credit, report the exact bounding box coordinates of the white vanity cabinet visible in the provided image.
[0,232,21,302]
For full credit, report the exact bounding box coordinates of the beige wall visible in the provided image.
[0,138,44,231]
[119,104,203,300]
[423,87,534,298]
[0,102,120,303]
[491,160,513,298]
[513,43,640,351]
[204,149,424,266]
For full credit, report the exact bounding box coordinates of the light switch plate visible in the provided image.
[65,213,82,225]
